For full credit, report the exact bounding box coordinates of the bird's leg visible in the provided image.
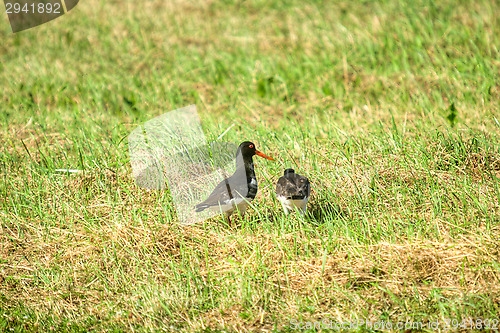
[227,215,232,227]
[281,202,289,215]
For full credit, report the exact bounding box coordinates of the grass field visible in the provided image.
[1,0,500,331]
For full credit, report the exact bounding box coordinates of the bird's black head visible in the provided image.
[237,141,257,157]
[236,141,275,161]
[284,168,295,176]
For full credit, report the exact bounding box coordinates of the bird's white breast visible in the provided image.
[278,196,309,210]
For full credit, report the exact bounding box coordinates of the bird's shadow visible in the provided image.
[305,199,348,224]
[261,198,348,225]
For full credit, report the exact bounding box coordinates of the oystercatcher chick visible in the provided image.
[195,141,275,224]
[276,168,310,215]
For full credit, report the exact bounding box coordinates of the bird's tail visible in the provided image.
[195,203,208,212]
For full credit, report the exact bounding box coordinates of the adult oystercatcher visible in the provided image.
[195,141,275,224]
[276,168,310,215]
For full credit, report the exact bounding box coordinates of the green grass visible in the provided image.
[1,0,500,331]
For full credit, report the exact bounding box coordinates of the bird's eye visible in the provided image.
[249,144,254,148]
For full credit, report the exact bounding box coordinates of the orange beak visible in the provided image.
[255,150,275,161]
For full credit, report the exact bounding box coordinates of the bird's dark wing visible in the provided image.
[275,176,290,197]
[299,175,311,197]
[195,174,249,212]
